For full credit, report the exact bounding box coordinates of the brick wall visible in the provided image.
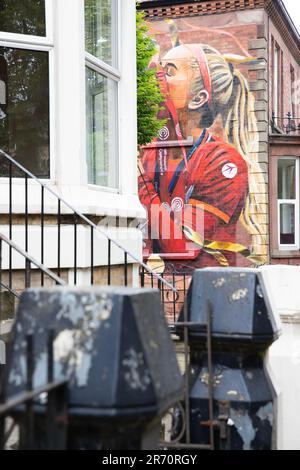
[141,7,270,266]
[144,0,266,19]
[269,18,300,120]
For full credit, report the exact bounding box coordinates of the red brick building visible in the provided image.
[139,0,300,268]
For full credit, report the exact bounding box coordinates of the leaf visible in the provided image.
[246,255,266,266]
[204,249,229,267]
[136,4,166,146]
[182,225,204,247]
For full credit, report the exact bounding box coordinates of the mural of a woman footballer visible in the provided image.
[138,42,266,271]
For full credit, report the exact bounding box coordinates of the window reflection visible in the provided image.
[0,47,49,178]
[0,0,46,36]
[85,0,117,67]
[86,67,118,187]
[278,159,296,200]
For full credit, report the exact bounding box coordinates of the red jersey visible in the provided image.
[139,129,251,268]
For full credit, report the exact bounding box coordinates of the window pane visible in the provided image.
[86,67,118,188]
[0,47,49,178]
[0,0,46,36]
[280,204,295,245]
[85,0,117,67]
[278,159,296,200]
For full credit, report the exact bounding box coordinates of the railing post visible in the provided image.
[73,214,78,286]
[57,200,61,279]
[41,186,45,287]
[287,111,292,134]
[124,252,128,287]
[25,174,28,256]
[0,238,2,313]
[271,111,275,132]
[90,226,94,286]
[8,161,12,290]
[46,329,68,450]
[25,334,34,450]
[25,260,31,289]
[140,267,145,288]
[0,414,4,450]
[206,301,215,451]
[107,239,111,286]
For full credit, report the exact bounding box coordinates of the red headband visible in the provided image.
[153,46,213,169]
[186,44,213,109]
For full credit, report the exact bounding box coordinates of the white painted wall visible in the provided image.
[0,225,142,269]
[261,265,300,450]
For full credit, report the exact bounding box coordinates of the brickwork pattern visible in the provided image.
[144,0,266,19]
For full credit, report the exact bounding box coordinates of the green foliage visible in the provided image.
[136,7,166,147]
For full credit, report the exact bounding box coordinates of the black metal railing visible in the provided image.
[0,233,65,366]
[0,148,176,306]
[0,331,68,450]
[140,267,193,326]
[160,301,219,451]
[0,232,65,297]
[271,112,300,135]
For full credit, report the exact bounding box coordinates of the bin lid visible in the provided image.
[4,287,183,413]
[177,268,280,346]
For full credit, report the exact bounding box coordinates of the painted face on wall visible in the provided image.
[161,46,194,110]
[161,45,210,112]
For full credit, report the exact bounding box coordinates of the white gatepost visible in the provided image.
[260,265,300,450]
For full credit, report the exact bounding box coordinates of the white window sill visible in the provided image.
[0,182,146,220]
[272,249,300,258]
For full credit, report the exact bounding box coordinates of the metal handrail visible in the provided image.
[0,233,65,287]
[0,332,69,450]
[0,379,68,416]
[271,112,300,135]
[0,148,176,293]
[0,281,21,300]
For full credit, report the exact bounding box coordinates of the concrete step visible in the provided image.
[0,290,15,322]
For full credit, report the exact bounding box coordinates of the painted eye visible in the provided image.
[165,64,177,77]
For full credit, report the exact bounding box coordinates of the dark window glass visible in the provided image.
[278,159,296,200]
[0,47,49,178]
[0,0,46,36]
[280,204,295,245]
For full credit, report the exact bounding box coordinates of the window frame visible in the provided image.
[85,0,121,192]
[277,157,300,251]
[0,0,55,183]
[0,0,53,45]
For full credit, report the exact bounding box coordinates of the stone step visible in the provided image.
[0,290,15,322]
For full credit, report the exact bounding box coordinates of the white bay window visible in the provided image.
[85,0,120,189]
[0,0,142,220]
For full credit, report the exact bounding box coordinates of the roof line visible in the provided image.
[140,0,300,50]
[274,0,300,48]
